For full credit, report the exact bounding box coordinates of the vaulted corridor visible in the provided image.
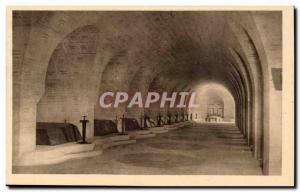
[13,123,262,175]
[10,10,286,178]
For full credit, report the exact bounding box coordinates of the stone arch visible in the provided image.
[14,12,100,160]
[228,12,282,175]
[37,25,101,140]
[190,82,236,122]
[227,20,264,163]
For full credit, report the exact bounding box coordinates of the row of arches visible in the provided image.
[12,11,282,175]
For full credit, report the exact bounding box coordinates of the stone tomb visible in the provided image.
[94,119,119,136]
[124,118,142,131]
[36,122,82,145]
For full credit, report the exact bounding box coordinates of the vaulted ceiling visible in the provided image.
[39,11,259,102]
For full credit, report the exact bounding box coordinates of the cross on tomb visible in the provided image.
[63,119,69,130]
[115,115,118,124]
[140,113,144,129]
[78,115,89,144]
[167,113,172,125]
[157,114,162,127]
[63,119,69,138]
[143,114,148,129]
[120,114,126,135]
[175,113,179,123]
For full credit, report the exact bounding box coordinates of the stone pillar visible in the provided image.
[263,83,282,175]
[16,98,37,161]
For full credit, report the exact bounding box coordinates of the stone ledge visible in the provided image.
[127,130,151,135]
[93,134,136,149]
[93,134,130,145]
[164,125,178,130]
[14,122,193,166]
[134,133,156,139]
[15,142,99,166]
[127,130,156,139]
[36,142,96,154]
[102,139,136,149]
[149,127,168,134]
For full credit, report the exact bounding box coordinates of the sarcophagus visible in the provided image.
[36,122,82,145]
[94,119,118,136]
[124,118,142,131]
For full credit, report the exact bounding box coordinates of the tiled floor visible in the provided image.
[13,122,262,175]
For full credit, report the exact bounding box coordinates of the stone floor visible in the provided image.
[13,122,262,175]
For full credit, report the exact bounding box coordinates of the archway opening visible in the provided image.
[190,83,235,124]
[36,25,99,145]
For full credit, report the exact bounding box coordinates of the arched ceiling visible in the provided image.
[40,11,265,108]
[91,11,253,98]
